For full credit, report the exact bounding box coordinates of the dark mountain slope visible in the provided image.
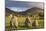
[5,7,44,16]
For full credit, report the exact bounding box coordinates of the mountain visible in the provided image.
[18,7,44,16]
[5,7,44,16]
[5,8,17,16]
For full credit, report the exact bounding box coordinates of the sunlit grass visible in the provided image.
[5,16,44,31]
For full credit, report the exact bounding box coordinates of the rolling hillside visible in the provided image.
[5,7,44,16]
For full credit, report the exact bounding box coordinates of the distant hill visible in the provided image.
[5,7,44,16]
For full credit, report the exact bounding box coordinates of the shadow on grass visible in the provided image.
[5,25,44,31]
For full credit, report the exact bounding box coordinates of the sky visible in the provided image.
[5,0,44,12]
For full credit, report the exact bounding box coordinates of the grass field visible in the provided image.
[5,15,44,31]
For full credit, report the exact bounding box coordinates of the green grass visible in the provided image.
[5,16,44,31]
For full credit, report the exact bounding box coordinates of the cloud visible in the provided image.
[9,0,33,1]
[27,2,44,9]
[6,1,44,12]
[8,0,44,2]
[6,1,44,9]
[7,7,29,12]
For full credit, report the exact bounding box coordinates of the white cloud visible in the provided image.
[6,1,44,12]
[9,0,44,2]
[10,0,29,1]
[7,7,29,12]
[28,2,44,9]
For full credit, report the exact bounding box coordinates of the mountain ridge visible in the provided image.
[5,7,44,16]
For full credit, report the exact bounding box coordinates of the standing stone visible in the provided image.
[14,16,18,28]
[25,17,30,27]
